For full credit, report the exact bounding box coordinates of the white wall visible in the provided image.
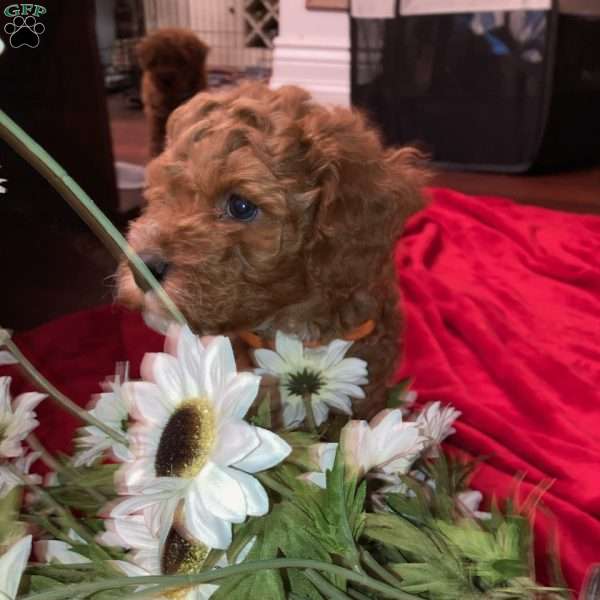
[269,0,351,106]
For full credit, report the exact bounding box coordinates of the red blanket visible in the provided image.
[2,188,599,594]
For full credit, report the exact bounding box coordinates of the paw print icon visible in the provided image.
[4,15,45,48]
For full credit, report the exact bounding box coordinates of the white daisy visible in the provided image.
[0,535,31,600]
[414,401,461,454]
[0,377,45,458]
[254,332,368,428]
[104,514,254,599]
[298,443,338,489]
[0,451,42,498]
[341,409,426,478]
[112,325,291,550]
[35,529,90,565]
[73,364,133,467]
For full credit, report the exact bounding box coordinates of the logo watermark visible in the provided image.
[3,4,47,49]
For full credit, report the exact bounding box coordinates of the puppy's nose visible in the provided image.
[133,252,171,290]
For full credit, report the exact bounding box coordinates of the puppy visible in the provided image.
[118,82,426,415]
[136,28,209,157]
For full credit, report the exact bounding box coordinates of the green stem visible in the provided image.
[0,109,186,326]
[8,466,109,560]
[26,434,108,504]
[5,338,127,446]
[347,589,372,600]
[360,549,404,589]
[304,569,353,600]
[22,558,422,600]
[303,392,317,433]
[256,472,294,500]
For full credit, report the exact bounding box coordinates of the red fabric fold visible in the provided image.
[395,188,600,594]
[2,187,599,594]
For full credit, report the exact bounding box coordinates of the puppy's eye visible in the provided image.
[226,193,259,222]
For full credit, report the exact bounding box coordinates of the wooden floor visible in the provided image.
[3,89,600,333]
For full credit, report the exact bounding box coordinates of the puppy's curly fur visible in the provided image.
[119,82,426,414]
[137,28,209,157]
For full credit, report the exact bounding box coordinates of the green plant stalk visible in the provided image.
[303,391,317,433]
[26,434,108,504]
[23,558,423,600]
[0,109,186,326]
[304,569,353,600]
[360,549,404,589]
[5,338,127,446]
[8,465,109,560]
[256,472,294,500]
[347,588,372,600]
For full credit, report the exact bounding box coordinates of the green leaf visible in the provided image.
[390,562,474,599]
[363,513,442,561]
[251,392,272,429]
[386,379,413,409]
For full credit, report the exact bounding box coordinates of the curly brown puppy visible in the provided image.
[137,28,209,157]
[118,82,426,414]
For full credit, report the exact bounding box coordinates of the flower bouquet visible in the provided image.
[0,97,570,600]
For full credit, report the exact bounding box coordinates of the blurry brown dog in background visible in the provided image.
[136,28,209,157]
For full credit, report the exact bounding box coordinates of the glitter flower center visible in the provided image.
[162,526,209,575]
[155,398,216,478]
[162,527,210,600]
[285,367,324,397]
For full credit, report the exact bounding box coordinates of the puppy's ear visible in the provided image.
[303,108,427,325]
[136,36,155,70]
[189,38,209,65]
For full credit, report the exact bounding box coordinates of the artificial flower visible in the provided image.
[104,513,254,599]
[73,364,133,467]
[457,490,492,520]
[341,409,425,478]
[254,331,368,428]
[299,443,338,489]
[414,401,461,453]
[0,377,45,458]
[112,325,291,549]
[0,451,42,498]
[35,529,90,565]
[0,534,31,600]
[0,328,16,366]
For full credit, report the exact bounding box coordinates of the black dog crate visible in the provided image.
[350,1,600,172]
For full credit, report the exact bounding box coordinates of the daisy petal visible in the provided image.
[253,348,286,375]
[226,468,269,516]
[141,353,183,407]
[0,535,31,599]
[275,332,304,366]
[203,337,237,399]
[217,372,260,420]
[233,427,291,473]
[316,339,353,370]
[281,393,305,429]
[312,400,329,426]
[197,462,246,522]
[212,420,259,467]
[184,481,232,549]
[125,382,171,424]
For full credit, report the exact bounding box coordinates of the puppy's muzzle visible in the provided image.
[133,252,171,290]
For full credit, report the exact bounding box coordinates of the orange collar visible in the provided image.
[238,319,376,350]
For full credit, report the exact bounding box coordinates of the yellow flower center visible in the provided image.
[155,398,216,478]
[162,527,210,600]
